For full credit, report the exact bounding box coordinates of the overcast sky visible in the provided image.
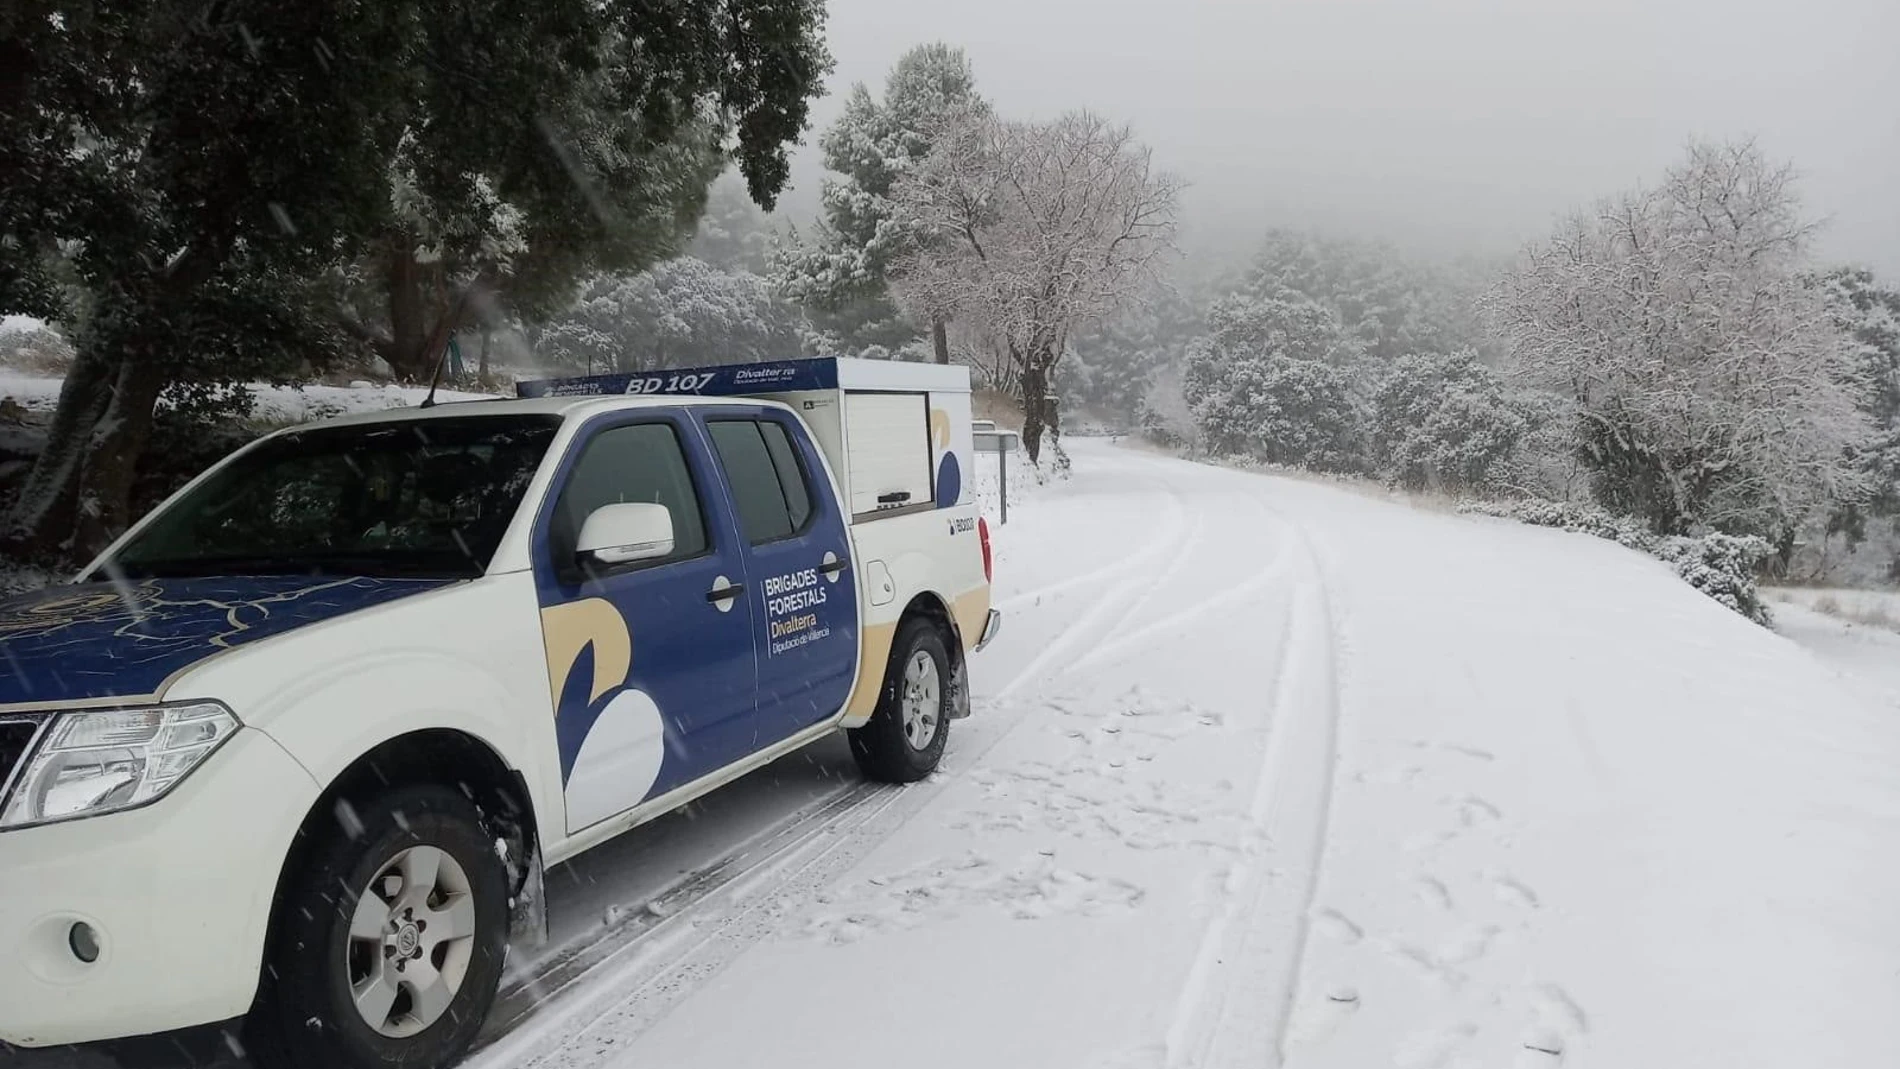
[783,0,1900,275]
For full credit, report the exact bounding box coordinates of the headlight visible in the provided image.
[0,702,241,829]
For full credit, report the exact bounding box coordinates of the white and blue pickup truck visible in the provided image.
[0,357,998,1069]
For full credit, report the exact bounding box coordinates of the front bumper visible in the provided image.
[0,728,320,1048]
[974,608,1003,652]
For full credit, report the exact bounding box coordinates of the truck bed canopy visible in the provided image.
[517,359,976,522]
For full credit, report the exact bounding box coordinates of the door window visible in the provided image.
[549,422,708,570]
[758,421,814,531]
[708,419,815,545]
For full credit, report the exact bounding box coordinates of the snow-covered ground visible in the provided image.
[0,370,497,423]
[1767,589,1900,715]
[13,439,1900,1069]
[468,440,1900,1069]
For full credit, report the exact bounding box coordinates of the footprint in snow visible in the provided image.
[1529,983,1589,1034]
[1450,793,1503,829]
[1510,983,1588,1066]
[1378,939,1462,992]
[1411,874,1455,911]
[1403,828,1458,853]
[1515,1027,1567,1066]
[1311,906,1364,944]
[1285,984,1361,1049]
[1487,870,1541,910]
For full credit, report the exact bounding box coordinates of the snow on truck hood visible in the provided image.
[0,575,456,708]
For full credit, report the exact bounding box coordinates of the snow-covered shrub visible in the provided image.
[1183,290,1367,472]
[0,324,75,374]
[1462,498,1657,552]
[540,258,801,373]
[1489,391,1586,501]
[532,321,616,373]
[1185,353,1363,473]
[1656,533,1776,626]
[1371,350,1529,494]
[1462,499,1774,624]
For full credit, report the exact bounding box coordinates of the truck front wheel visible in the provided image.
[246,785,509,1069]
[850,617,952,782]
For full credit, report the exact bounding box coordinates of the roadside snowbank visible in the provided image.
[0,370,497,423]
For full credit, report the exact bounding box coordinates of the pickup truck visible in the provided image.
[0,357,999,1069]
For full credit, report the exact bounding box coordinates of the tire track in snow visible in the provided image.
[477,452,1255,1069]
[996,474,1194,701]
[1069,493,1294,676]
[1156,499,1347,1069]
[477,472,1197,1068]
[478,780,876,1046]
[994,468,1189,616]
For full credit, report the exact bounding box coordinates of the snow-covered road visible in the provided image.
[13,439,1900,1069]
[474,439,1900,1069]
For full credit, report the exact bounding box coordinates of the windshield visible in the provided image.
[103,415,560,580]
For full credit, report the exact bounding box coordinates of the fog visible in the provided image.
[787,0,1900,274]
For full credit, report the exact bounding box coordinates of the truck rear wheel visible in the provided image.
[849,617,952,782]
[247,785,509,1069]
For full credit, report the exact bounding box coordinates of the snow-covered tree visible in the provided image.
[1483,140,1873,542]
[888,110,1182,461]
[1182,290,1366,471]
[1,0,830,562]
[537,257,800,372]
[774,43,986,359]
[1371,350,1532,494]
[1239,230,1491,363]
[690,174,779,275]
[1810,266,1900,574]
[1062,284,1203,430]
[531,321,619,375]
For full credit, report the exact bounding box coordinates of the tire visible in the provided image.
[849,616,952,783]
[245,785,510,1069]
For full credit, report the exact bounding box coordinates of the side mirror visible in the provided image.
[576,502,674,567]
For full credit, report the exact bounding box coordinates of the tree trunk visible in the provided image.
[931,317,950,365]
[1,344,164,563]
[383,248,476,384]
[1020,362,1049,465]
[2,343,117,559]
[478,328,492,381]
[72,356,165,554]
[386,248,429,380]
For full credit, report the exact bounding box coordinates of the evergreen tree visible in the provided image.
[537,257,800,371]
[1182,290,1366,472]
[1371,350,1531,494]
[0,0,829,560]
[773,43,986,359]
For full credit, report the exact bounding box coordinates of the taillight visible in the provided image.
[978,516,993,583]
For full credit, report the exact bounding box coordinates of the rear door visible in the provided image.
[532,413,758,834]
[702,408,860,747]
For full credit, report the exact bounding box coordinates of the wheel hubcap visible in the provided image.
[345,844,477,1038]
[900,649,942,751]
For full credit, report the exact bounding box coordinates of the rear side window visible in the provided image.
[758,421,813,531]
[708,419,815,544]
[549,422,708,567]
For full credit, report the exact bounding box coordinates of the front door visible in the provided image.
[533,414,758,835]
[703,410,860,746]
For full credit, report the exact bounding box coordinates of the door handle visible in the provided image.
[818,558,848,576]
[707,582,745,603]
